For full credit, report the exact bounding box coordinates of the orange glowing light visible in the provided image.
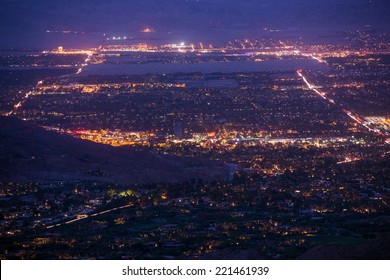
[142,28,153,33]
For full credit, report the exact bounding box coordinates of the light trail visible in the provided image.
[298,70,329,101]
[337,157,362,165]
[279,40,328,64]
[75,52,94,75]
[300,52,328,64]
[3,51,95,117]
[46,203,133,229]
[4,89,35,116]
[297,70,386,136]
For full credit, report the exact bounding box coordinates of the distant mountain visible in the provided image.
[0,116,225,184]
[0,0,389,48]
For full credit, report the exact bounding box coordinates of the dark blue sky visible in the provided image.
[1,0,389,49]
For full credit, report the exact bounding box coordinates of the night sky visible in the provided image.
[1,0,389,48]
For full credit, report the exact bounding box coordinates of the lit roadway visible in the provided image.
[297,69,386,137]
[283,36,387,138]
[3,51,95,117]
[46,203,134,229]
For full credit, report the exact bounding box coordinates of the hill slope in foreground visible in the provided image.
[0,116,226,183]
[298,234,390,260]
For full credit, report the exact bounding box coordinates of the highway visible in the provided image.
[46,203,134,229]
[297,70,385,137]
[3,51,95,117]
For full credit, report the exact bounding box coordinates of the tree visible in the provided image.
[107,188,116,197]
